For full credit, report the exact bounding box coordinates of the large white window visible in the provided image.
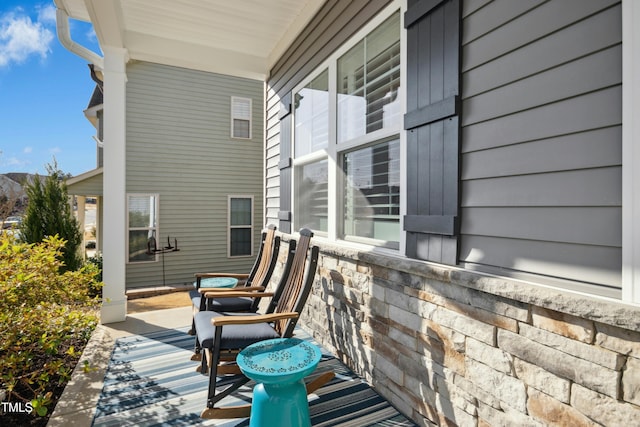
[292,5,402,248]
[127,194,158,263]
[229,196,253,257]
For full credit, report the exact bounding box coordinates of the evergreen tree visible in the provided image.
[20,162,82,271]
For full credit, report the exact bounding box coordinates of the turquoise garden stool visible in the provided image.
[237,337,322,427]
[197,277,238,289]
[197,277,239,310]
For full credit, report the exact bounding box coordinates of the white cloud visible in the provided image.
[0,8,54,68]
[23,146,32,154]
[49,147,61,155]
[86,28,97,43]
[3,156,29,168]
[37,5,57,25]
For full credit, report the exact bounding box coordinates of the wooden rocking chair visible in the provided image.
[192,228,333,419]
[188,224,280,336]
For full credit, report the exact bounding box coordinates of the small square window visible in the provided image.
[231,97,252,139]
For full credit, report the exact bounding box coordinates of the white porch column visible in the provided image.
[97,196,103,254]
[101,47,129,323]
[622,0,640,305]
[76,196,86,259]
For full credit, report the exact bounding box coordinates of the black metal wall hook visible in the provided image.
[147,235,180,254]
[146,235,180,286]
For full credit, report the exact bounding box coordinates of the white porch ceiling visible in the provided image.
[56,0,326,80]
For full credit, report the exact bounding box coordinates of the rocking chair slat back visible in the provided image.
[248,224,279,288]
[273,228,318,336]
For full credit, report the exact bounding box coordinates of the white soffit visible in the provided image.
[57,0,91,22]
[62,0,326,80]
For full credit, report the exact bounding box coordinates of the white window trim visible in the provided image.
[622,0,640,306]
[231,96,252,140]
[291,0,406,247]
[228,195,254,258]
[126,193,159,264]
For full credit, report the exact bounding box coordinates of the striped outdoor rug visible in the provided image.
[92,327,416,427]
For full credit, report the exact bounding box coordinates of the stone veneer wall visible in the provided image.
[272,235,640,426]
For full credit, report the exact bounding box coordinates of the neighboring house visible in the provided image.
[66,40,265,292]
[56,0,640,426]
[0,174,25,205]
[0,173,33,220]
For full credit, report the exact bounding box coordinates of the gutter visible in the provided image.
[55,5,104,70]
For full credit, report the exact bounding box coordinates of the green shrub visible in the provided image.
[85,253,103,296]
[19,162,83,272]
[0,232,102,421]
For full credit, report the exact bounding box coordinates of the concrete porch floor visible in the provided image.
[47,291,414,426]
[47,292,193,426]
[127,290,192,313]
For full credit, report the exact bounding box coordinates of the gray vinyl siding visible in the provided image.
[459,0,622,295]
[265,0,392,227]
[125,61,264,289]
[265,0,622,296]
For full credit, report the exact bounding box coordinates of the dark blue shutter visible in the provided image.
[404,0,461,264]
[278,93,293,233]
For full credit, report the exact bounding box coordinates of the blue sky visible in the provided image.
[0,0,100,176]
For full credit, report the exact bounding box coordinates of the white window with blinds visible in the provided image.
[293,69,330,233]
[127,194,159,263]
[291,3,403,248]
[294,159,328,233]
[228,195,253,257]
[343,138,400,245]
[231,96,252,139]
[337,12,401,143]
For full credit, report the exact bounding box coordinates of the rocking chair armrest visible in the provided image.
[198,286,265,294]
[195,273,250,279]
[203,291,274,299]
[211,312,299,326]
